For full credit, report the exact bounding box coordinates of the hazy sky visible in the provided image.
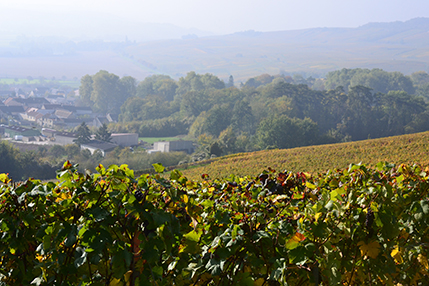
[2,0,429,37]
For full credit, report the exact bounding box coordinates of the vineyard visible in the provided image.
[0,160,428,285]
[181,131,429,181]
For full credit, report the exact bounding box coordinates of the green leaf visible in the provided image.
[184,230,201,242]
[289,246,308,265]
[181,230,201,254]
[170,169,182,181]
[152,265,163,277]
[152,163,165,173]
[64,225,78,247]
[74,247,87,268]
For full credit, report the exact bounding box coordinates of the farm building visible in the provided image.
[110,133,138,147]
[151,140,194,154]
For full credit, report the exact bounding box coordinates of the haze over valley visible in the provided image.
[1,0,429,81]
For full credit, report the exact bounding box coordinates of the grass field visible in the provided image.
[180,131,429,180]
[0,78,80,88]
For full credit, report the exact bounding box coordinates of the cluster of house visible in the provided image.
[0,93,195,156]
[0,123,195,156]
[0,96,117,129]
[0,124,139,156]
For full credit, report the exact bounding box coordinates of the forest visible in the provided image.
[81,68,429,156]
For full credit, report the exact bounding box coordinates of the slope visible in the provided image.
[181,131,429,180]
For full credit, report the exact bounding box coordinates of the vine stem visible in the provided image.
[347,247,359,286]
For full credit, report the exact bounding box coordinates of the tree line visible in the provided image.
[78,68,429,157]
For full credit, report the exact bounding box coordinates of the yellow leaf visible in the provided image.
[55,191,72,203]
[254,278,265,286]
[109,278,123,286]
[183,194,189,204]
[286,232,306,249]
[358,240,380,259]
[0,173,11,184]
[124,270,132,285]
[391,246,403,264]
[418,254,429,270]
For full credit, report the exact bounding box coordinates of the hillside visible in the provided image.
[122,18,429,80]
[181,131,429,180]
[1,18,429,80]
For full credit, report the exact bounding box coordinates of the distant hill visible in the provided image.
[1,18,429,81]
[180,131,429,181]
[124,18,429,81]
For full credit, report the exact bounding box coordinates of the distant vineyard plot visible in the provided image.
[181,131,429,180]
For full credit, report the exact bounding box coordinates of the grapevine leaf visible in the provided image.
[286,232,305,250]
[390,246,403,264]
[152,163,165,173]
[358,240,380,259]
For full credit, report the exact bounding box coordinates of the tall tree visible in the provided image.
[226,75,234,88]
[91,70,120,113]
[95,123,112,142]
[74,122,91,146]
[79,74,94,107]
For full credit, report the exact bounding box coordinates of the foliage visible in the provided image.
[0,141,58,181]
[105,68,429,154]
[1,161,429,285]
[83,70,137,114]
[256,115,319,150]
[111,116,192,137]
[325,68,415,94]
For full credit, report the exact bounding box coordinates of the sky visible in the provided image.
[1,0,429,39]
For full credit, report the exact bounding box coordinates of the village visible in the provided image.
[0,87,194,156]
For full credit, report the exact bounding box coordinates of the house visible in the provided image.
[54,109,75,119]
[4,97,23,106]
[110,133,139,147]
[1,125,41,138]
[41,128,57,138]
[13,97,50,109]
[151,140,194,154]
[37,113,58,128]
[33,87,49,97]
[74,106,93,116]
[53,118,93,129]
[93,113,118,128]
[52,131,77,145]
[93,116,110,128]
[0,106,26,118]
[80,140,118,156]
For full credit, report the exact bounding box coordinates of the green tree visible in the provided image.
[74,122,92,146]
[410,71,429,87]
[119,76,137,100]
[231,99,255,134]
[78,74,94,106]
[256,115,319,149]
[91,70,121,113]
[380,91,426,135]
[226,75,234,88]
[95,123,112,142]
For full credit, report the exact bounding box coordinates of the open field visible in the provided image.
[181,131,429,180]
[0,78,80,88]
